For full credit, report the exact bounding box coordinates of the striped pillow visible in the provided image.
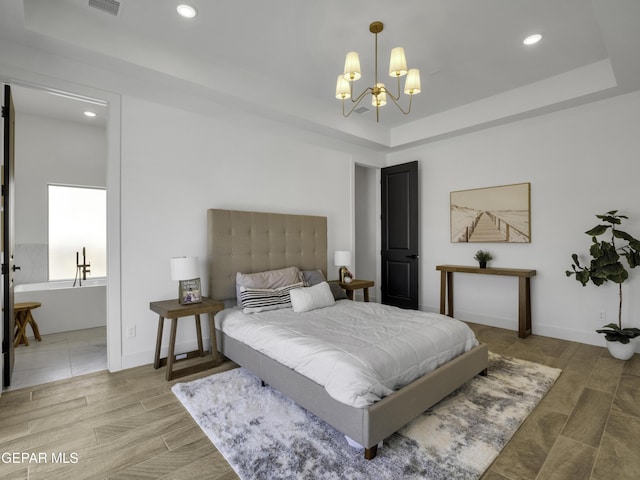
[239,282,304,313]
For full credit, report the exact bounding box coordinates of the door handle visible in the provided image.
[405,254,419,259]
[12,265,21,271]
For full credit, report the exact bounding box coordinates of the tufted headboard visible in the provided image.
[207,209,328,301]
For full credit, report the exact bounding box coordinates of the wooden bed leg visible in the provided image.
[364,445,378,460]
[480,368,488,376]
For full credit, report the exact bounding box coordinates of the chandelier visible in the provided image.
[335,21,421,122]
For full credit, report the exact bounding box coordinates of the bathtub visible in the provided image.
[14,278,107,335]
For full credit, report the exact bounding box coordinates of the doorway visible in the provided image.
[354,164,380,301]
[4,84,109,390]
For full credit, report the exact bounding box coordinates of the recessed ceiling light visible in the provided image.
[523,34,542,46]
[84,111,97,118]
[177,4,197,18]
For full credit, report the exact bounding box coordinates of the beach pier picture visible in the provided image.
[450,183,531,243]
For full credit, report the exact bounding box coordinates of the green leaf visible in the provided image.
[624,328,640,337]
[610,334,630,344]
[599,215,622,225]
[600,323,623,331]
[575,269,590,285]
[597,324,632,343]
[613,229,638,242]
[586,225,609,236]
[624,251,640,269]
[570,254,582,268]
[598,210,619,217]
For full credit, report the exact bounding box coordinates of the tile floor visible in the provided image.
[4,326,107,391]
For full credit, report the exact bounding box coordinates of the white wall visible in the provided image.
[354,164,379,301]
[387,90,640,349]
[13,112,106,284]
[119,96,354,367]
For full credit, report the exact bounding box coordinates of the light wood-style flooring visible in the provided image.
[1,323,638,479]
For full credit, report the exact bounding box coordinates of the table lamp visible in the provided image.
[334,250,352,283]
[170,256,202,304]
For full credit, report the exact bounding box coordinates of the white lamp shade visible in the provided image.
[404,69,421,95]
[389,47,408,77]
[170,256,199,281]
[335,75,351,99]
[372,83,387,107]
[334,251,352,267]
[343,52,362,81]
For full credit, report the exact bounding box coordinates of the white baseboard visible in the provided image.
[420,304,636,352]
[121,336,214,370]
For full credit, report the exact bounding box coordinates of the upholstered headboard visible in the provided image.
[207,209,328,301]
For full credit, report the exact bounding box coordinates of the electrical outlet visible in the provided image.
[599,310,606,322]
[127,325,136,337]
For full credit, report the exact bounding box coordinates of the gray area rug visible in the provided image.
[172,353,560,480]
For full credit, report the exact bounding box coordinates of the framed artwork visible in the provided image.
[450,182,531,243]
[179,278,202,304]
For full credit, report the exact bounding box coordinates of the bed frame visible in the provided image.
[208,208,489,460]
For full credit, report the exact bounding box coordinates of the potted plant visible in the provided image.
[474,250,493,269]
[566,210,640,360]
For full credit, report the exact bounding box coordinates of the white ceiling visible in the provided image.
[3,0,640,149]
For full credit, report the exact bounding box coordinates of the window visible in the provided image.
[48,185,106,281]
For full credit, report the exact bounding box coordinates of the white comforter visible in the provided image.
[215,300,478,408]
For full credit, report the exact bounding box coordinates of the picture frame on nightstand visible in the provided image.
[179,278,202,304]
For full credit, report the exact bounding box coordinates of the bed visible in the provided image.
[208,208,489,460]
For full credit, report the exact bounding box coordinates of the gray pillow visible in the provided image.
[329,282,349,301]
[302,269,326,286]
[302,270,348,300]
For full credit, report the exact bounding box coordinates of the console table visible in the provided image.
[436,265,537,338]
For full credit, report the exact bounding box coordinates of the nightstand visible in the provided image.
[336,279,375,302]
[150,296,224,381]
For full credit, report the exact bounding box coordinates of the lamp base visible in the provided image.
[338,266,350,283]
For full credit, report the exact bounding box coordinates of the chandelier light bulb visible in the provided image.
[335,75,351,99]
[343,52,362,81]
[372,83,387,107]
[404,69,421,95]
[389,47,408,77]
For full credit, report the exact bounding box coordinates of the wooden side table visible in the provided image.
[150,297,224,381]
[14,302,42,347]
[336,279,375,302]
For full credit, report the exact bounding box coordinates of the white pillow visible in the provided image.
[290,281,335,313]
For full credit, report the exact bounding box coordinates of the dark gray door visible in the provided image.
[381,161,419,309]
[2,84,16,387]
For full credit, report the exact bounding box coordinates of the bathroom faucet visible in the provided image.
[73,247,91,287]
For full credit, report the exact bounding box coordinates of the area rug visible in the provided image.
[172,353,561,480]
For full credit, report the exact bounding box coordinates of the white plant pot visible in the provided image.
[606,338,638,360]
